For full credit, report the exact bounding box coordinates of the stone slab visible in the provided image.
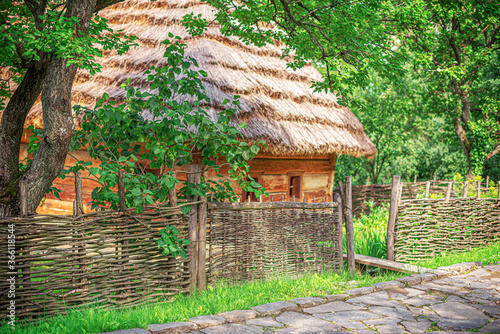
[430,302,489,320]
[201,324,263,334]
[315,310,383,322]
[148,322,197,334]
[247,317,283,328]
[369,306,414,320]
[397,276,422,286]
[347,291,402,308]
[218,309,257,322]
[401,320,430,333]
[252,301,298,316]
[188,315,227,328]
[372,281,405,291]
[102,329,150,334]
[276,311,341,329]
[274,328,350,334]
[289,297,326,308]
[303,301,365,314]
[345,287,374,296]
[375,323,406,334]
[324,294,348,301]
[479,320,500,333]
[437,318,488,331]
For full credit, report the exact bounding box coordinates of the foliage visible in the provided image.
[65,36,265,213]
[0,1,135,110]
[346,201,388,259]
[156,225,190,259]
[453,173,499,199]
[386,0,500,175]
[335,69,467,186]
[182,0,405,99]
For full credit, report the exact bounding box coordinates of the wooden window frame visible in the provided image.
[242,172,264,202]
[287,171,304,201]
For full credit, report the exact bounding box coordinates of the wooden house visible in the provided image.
[7,0,376,214]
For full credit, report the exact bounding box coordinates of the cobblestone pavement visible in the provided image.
[104,262,500,334]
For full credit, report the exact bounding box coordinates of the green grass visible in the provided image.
[3,270,405,334]
[344,201,388,259]
[411,241,500,269]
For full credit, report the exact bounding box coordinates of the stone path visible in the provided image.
[104,262,500,334]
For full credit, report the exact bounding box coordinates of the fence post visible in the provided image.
[477,180,481,200]
[118,171,126,212]
[463,180,469,198]
[334,193,343,271]
[197,197,207,291]
[445,182,452,203]
[497,182,500,202]
[387,175,401,261]
[414,175,417,183]
[424,181,430,199]
[20,181,28,217]
[345,176,355,274]
[74,172,84,215]
[486,176,489,190]
[168,172,178,207]
[187,164,202,292]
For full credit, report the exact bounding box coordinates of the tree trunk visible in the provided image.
[453,116,473,177]
[0,0,98,217]
[0,67,49,217]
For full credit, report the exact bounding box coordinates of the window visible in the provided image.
[289,176,300,198]
[287,171,304,201]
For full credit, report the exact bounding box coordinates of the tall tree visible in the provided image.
[0,0,131,216]
[387,0,500,176]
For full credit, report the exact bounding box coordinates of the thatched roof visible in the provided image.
[4,0,377,158]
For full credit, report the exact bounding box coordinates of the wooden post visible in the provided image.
[445,182,452,203]
[424,181,430,199]
[497,182,500,202]
[169,172,177,207]
[75,172,84,215]
[345,176,355,274]
[118,171,126,212]
[20,181,28,217]
[433,175,437,182]
[197,198,207,291]
[187,164,202,292]
[486,176,490,190]
[334,193,343,271]
[365,176,369,185]
[387,175,401,261]
[414,175,417,183]
[382,176,386,184]
[477,180,481,200]
[463,180,469,198]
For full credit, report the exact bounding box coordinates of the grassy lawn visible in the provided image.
[3,270,405,334]
[412,241,500,269]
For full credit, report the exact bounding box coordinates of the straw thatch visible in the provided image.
[2,0,377,158]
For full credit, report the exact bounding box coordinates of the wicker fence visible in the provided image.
[378,175,500,263]
[335,180,458,216]
[206,202,343,283]
[394,197,500,263]
[0,167,344,322]
[0,205,192,320]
